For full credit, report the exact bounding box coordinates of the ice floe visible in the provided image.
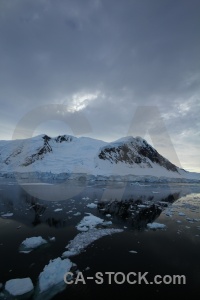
[49,237,56,242]
[178,212,186,216]
[38,257,73,293]
[62,228,123,258]
[86,203,97,209]
[54,208,63,212]
[82,197,90,200]
[76,213,104,231]
[147,222,166,230]
[1,213,13,217]
[20,236,47,252]
[73,212,81,216]
[137,204,147,208]
[5,278,34,296]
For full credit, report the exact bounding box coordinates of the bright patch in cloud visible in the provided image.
[67,91,100,112]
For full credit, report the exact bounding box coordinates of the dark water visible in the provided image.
[0,179,200,299]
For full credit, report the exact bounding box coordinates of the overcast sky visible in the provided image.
[0,0,199,172]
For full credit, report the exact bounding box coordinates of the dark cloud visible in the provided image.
[0,0,200,171]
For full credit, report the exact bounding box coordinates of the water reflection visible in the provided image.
[97,192,180,229]
[46,217,67,228]
[0,181,199,230]
[30,201,46,226]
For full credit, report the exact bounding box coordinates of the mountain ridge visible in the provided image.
[0,134,199,182]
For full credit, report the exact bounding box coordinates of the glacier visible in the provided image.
[0,134,199,182]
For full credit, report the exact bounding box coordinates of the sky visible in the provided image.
[0,0,200,172]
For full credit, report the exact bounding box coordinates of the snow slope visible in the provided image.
[0,134,199,181]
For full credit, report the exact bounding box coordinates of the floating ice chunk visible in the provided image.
[178,212,186,216]
[54,208,63,212]
[147,222,166,230]
[82,197,90,200]
[193,219,200,222]
[38,257,73,293]
[86,203,97,209]
[1,213,13,217]
[137,205,147,208]
[129,250,137,254]
[102,221,112,226]
[176,220,182,223]
[76,213,104,231]
[20,236,47,252]
[62,228,123,258]
[60,250,77,258]
[5,278,33,296]
[49,237,56,242]
[106,214,111,217]
[73,212,81,216]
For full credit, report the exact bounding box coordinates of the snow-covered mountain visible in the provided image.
[0,134,199,181]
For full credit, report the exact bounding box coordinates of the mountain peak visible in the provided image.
[112,136,135,144]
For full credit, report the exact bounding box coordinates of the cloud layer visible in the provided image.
[0,0,199,171]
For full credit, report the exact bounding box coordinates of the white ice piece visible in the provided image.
[1,213,13,217]
[20,236,47,250]
[178,212,186,216]
[147,222,166,229]
[54,208,63,212]
[38,257,73,293]
[62,228,123,257]
[76,213,104,231]
[5,278,33,296]
[86,203,97,209]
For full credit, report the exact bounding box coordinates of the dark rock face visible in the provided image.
[42,135,51,142]
[98,138,178,173]
[136,140,178,172]
[55,135,73,143]
[22,135,74,166]
[99,144,148,165]
[23,136,52,166]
